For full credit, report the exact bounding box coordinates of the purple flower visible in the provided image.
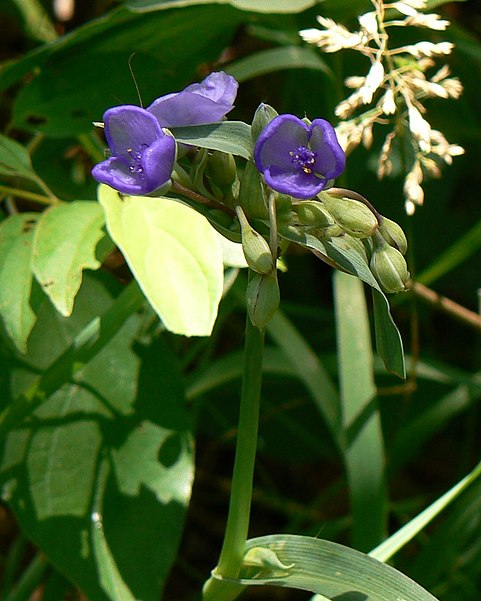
[254,114,345,199]
[92,105,176,195]
[147,72,238,127]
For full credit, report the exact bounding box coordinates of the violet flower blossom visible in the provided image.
[92,105,176,195]
[147,71,238,127]
[254,114,345,199]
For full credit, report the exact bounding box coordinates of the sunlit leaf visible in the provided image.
[99,185,223,337]
[0,213,38,353]
[32,201,108,316]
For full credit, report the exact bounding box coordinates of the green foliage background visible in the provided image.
[1,0,481,599]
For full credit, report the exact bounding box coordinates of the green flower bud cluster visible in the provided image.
[318,192,379,238]
[292,190,409,294]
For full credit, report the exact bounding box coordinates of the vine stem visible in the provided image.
[202,306,265,600]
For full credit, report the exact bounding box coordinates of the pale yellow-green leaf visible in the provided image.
[98,185,223,337]
[32,201,106,316]
[0,213,38,352]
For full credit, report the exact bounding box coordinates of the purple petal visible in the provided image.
[263,166,327,199]
[92,133,176,195]
[254,114,309,172]
[309,119,346,179]
[142,134,177,191]
[147,71,238,127]
[104,106,164,160]
[92,157,147,195]
[182,72,238,106]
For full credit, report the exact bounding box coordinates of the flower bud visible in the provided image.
[296,200,337,228]
[251,103,279,142]
[370,240,410,293]
[246,270,280,329]
[320,193,378,238]
[238,160,269,219]
[337,233,370,263]
[236,206,274,274]
[378,216,408,255]
[206,150,237,188]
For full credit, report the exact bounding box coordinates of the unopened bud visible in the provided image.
[296,200,337,227]
[251,103,279,142]
[238,160,268,219]
[246,270,280,329]
[370,240,410,294]
[338,234,370,263]
[236,206,274,274]
[378,216,408,255]
[206,151,237,188]
[275,193,292,216]
[320,193,378,238]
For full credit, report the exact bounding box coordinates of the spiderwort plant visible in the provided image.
[92,105,176,195]
[89,73,410,600]
[254,114,346,199]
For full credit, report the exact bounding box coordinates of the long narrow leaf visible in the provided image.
[267,311,343,452]
[334,271,387,551]
[232,534,440,600]
[370,458,481,563]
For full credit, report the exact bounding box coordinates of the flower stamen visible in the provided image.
[289,146,317,174]
[127,144,149,178]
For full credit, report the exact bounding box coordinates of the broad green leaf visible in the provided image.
[0,213,38,353]
[32,201,108,317]
[279,225,405,378]
[218,534,440,600]
[227,46,330,82]
[334,271,387,550]
[99,186,223,337]
[2,277,194,601]
[10,6,243,136]
[0,133,37,180]
[125,0,318,12]
[171,121,253,159]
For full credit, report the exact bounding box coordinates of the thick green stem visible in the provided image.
[203,309,265,600]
